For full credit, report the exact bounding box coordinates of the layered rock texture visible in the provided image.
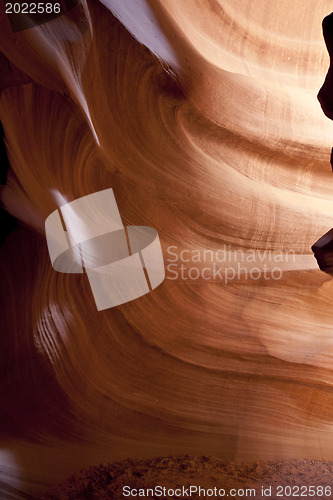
[1,0,333,497]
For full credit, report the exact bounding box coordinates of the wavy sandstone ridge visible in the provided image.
[1,0,333,496]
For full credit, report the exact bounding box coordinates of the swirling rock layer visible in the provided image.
[1,0,333,496]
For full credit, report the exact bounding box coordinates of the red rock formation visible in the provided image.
[1,1,333,496]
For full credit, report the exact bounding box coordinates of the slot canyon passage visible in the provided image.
[3,0,333,497]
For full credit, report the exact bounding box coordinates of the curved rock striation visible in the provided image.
[1,0,333,496]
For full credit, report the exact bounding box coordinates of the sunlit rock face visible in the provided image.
[1,0,333,496]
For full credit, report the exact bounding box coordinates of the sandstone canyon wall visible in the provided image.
[1,0,333,496]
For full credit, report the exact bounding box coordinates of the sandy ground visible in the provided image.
[42,456,333,499]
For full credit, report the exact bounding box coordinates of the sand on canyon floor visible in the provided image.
[42,455,333,499]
